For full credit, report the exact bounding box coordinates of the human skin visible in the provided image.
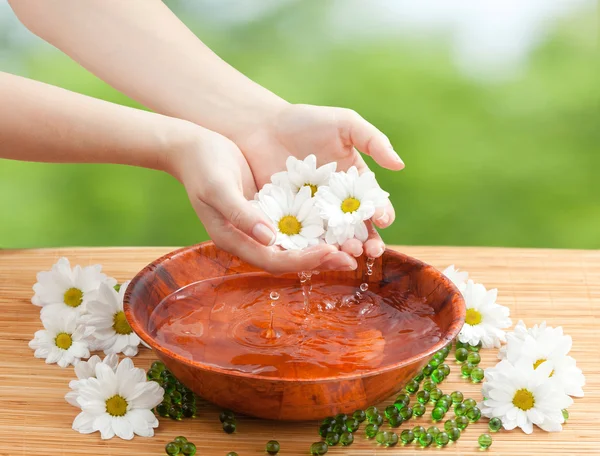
[9,0,404,260]
[0,71,356,274]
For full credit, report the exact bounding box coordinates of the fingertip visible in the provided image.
[341,239,364,257]
[365,239,385,258]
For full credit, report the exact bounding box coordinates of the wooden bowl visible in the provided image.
[124,242,465,421]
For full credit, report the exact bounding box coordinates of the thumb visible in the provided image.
[207,187,277,247]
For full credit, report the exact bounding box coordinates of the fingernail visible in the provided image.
[377,212,390,226]
[252,223,275,246]
[376,246,385,257]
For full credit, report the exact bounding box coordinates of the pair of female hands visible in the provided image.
[177,103,403,274]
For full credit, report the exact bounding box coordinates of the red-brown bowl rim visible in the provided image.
[124,241,465,383]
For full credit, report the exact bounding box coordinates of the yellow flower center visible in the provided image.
[278,215,302,235]
[465,308,482,325]
[533,358,554,377]
[63,287,83,308]
[55,332,73,350]
[113,311,133,335]
[512,388,535,411]
[105,395,128,417]
[304,183,318,197]
[341,197,361,213]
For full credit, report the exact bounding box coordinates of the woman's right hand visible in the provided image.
[167,124,358,274]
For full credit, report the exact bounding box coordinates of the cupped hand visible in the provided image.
[166,124,356,274]
[236,103,404,258]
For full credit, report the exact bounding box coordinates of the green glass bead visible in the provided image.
[436,398,452,411]
[319,424,332,438]
[325,432,339,446]
[162,382,176,394]
[433,352,445,362]
[160,370,173,380]
[444,419,457,431]
[414,370,425,382]
[441,346,451,357]
[266,440,280,455]
[113,283,122,292]
[478,433,492,449]
[165,442,180,455]
[182,403,196,418]
[405,380,420,394]
[469,341,483,352]
[401,429,415,444]
[454,403,468,416]
[385,404,399,419]
[423,379,436,392]
[352,409,366,422]
[345,418,360,433]
[562,409,569,422]
[435,431,449,446]
[181,442,196,456]
[182,393,195,404]
[310,441,329,455]
[455,340,469,350]
[334,413,347,423]
[151,360,166,373]
[156,402,169,417]
[467,407,482,422]
[429,388,443,402]
[332,422,345,434]
[220,410,235,423]
[168,405,183,420]
[222,420,236,434]
[386,432,399,447]
[471,367,484,383]
[226,453,239,456]
[463,398,477,409]
[400,407,413,421]
[340,432,354,446]
[422,363,434,376]
[429,357,441,368]
[321,416,335,426]
[448,427,461,441]
[412,425,426,439]
[431,407,445,421]
[365,423,379,438]
[461,362,474,377]
[170,391,182,404]
[451,391,464,403]
[418,432,433,447]
[417,390,430,404]
[489,417,502,432]
[365,406,379,418]
[427,426,440,437]
[173,436,187,446]
[467,352,481,365]
[375,431,388,445]
[439,364,451,376]
[413,403,426,417]
[369,414,383,426]
[456,415,469,430]
[388,415,403,428]
[455,347,469,363]
[395,393,410,407]
[431,369,445,384]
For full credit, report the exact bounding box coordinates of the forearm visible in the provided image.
[9,0,286,143]
[0,71,195,174]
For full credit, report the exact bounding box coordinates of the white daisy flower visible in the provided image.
[480,359,573,434]
[29,312,92,368]
[315,166,389,245]
[497,321,585,397]
[73,357,164,439]
[271,154,337,196]
[442,264,468,291]
[83,282,144,357]
[254,184,325,250]
[458,279,512,348]
[32,257,116,320]
[65,354,120,407]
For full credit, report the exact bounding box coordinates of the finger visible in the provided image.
[317,250,358,271]
[200,184,276,247]
[338,108,404,171]
[341,238,364,257]
[363,220,386,258]
[372,200,396,229]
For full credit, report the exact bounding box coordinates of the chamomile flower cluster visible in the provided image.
[29,258,146,366]
[254,155,389,249]
[443,265,512,349]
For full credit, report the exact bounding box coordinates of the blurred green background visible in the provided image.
[1,0,598,249]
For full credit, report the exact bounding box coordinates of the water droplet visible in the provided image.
[269,291,280,301]
[360,283,369,292]
[355,291,362,300]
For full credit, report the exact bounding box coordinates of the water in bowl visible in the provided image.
[148,273,443,379]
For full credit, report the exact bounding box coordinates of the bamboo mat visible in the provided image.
[0,246,598,456]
